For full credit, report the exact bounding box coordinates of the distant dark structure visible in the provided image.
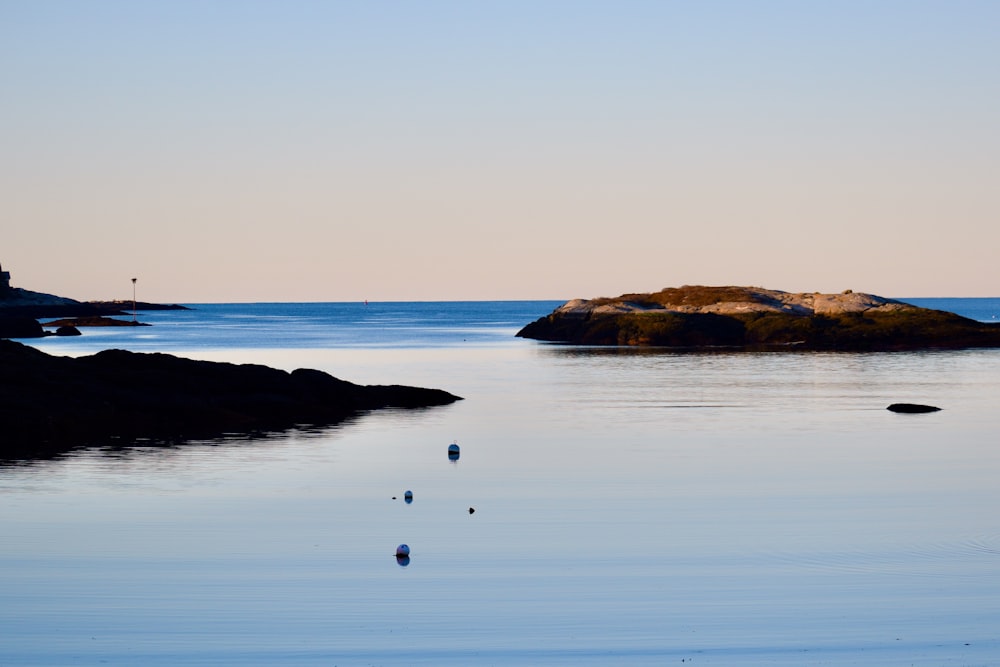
[0,262,11,294]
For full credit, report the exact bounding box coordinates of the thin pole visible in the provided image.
[131,278,137,322]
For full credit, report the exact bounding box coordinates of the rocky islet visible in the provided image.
[517,285,1000,350]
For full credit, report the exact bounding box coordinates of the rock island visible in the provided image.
[517,285,1000,350]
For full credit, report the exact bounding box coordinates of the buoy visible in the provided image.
[468,507,475,514]
[448,442,460,461]
[395,544,410,557]
[404,490,413,504]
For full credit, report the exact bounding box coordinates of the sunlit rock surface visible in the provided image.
[517,285,1000,350]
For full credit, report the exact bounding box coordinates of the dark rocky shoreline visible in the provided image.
[0,294,188,338]
[0,339,462,462]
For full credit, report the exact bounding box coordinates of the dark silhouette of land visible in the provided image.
[0,339,461,462]
[0,279,189,337]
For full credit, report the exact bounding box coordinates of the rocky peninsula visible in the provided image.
[0,339,461,461]
[517,285,1000,350]
[0,291,186,337]
[0,261,189,337]
[0,264,462,461]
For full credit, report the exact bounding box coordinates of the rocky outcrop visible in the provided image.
[0,287,187,337]
[887,403,941,413]
[548,286,913,318]
[0,317,46,339]
[0,286,83,309]
[0,287,188,321]
[0,340,461,461]
[517,285,1000,350]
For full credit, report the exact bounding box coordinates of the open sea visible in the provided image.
[4,297,1000,666]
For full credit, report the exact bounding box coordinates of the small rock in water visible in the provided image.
[887,403,941,413]
[395,544,410,557]
[468,507,475,514]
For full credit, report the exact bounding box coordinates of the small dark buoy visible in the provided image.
[468,507,475,514]
[448,442,460,462]
[887,403,941,413]
[395,544,410,557]
[404,490,413,504]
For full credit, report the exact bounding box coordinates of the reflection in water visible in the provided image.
[0,418,361,470]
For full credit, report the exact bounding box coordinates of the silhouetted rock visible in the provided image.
[0,286,83,310]
[1,290,187,320]
[518,285,1000,351]
[54,325,81,336]
[887,403,942,413]
[0,317,46,339]
[0,340,462,461]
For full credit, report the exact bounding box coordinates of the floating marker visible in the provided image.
[395,544,410,557]
[448,442,460,461]
[468,507,475,514]
[404,490,413,504]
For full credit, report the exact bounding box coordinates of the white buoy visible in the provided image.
[395,544,410,557]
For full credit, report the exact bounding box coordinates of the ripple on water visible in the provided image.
[766,533,1000,579]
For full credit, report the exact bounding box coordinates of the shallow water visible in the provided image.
[4,301,1000,665]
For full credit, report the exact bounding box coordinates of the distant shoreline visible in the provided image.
[0,300,189,320]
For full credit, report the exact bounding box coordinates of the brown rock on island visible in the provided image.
[517,285,1000,350]
[0,339,462,461]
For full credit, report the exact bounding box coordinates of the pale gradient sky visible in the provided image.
[3,1,998,303]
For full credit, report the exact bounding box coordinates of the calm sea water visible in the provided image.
[4,298,1000,666]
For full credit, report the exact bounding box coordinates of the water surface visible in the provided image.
[4,300,1000,665]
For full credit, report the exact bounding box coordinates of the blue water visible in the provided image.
[34,300,566,353]
[4,299,1000,666]
[902,297,1000,323]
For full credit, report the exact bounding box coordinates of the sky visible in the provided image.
[2,1,998,303]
